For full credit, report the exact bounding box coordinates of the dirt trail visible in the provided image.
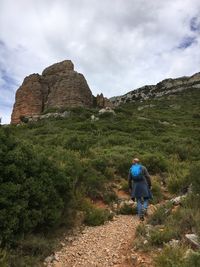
[46,215,154,267]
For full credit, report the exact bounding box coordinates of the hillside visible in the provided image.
[0,85,200,266]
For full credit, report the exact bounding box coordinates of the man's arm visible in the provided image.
[143,166,152,188]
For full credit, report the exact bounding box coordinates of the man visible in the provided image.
[128,158,152,221]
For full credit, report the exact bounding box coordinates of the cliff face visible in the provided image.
[11,60,93,124]
[110,72,200,106]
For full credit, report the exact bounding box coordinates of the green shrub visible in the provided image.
[189,163,200,194]
[151,178,163,204]
[99,112,115,119]
[81,200,112,226]
[20,116,29,123]
[149,227,178,246]
[114,155,132,177]
[135,224,146,238]
[8,254,39,267]
[148,202,173,226]
[64,135,94,154]
[184,251,200,267]
[80,166,106,199]
[103,191,118,204]
[119,203,137,215]
[120,180,129,193]
[168,207,196,235]
[154,245,185,267]
[0,130,71,245]
[167,158,189,194]
[142,154,168,174]
[16,235,54,257]
[91,157,107,173]
[155,245,200,267]
[0,249,8,267]
[104,167,116,180]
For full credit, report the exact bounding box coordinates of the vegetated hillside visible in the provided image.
[0,88,200,266]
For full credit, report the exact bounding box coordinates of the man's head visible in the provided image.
[132,158,140,164]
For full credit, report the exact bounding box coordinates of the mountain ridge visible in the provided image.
[110,71,200,105]
[10,59,200,124]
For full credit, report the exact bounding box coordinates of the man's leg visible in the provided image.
[136,198,144,220]
[143,197,149,216]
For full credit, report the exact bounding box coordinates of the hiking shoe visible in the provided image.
[143,208,148,217]
[139,215,144,221]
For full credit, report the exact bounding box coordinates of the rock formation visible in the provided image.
[110,72,200,106]
[96,93,113,108]
[11,60,93,124]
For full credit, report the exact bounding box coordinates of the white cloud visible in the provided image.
[0,0,200,123]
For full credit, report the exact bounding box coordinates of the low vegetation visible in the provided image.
[0,88,199,265]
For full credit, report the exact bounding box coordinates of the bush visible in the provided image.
[177,195,200,247]
[155,245,200,267]
[148,202,173,226]
[103,191,118,204]
[81,200,112,226]
[91,157,107,173]
[0,130,71,246]
[149,227,178,246]
[151,178,163,204]
[119,203,137,215]
[154,245,185,267]
[0,249,8,267]
[104,167,116,179]
[16,235,54,257]
[120,180,129,193]
[64,135,94,154]
[189,163,200,194]
[80,165,107,199]
[135,224,146,238]
[167,158,189,194]
[168,207,196,235]
[142,154,168,174]
[184,251,200,267]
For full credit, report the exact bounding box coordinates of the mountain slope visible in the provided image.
[0,82,199,266]
[110,72,200,106]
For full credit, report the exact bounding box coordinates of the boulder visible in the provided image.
[170,195,187,205]
[91,115,99,121]
[185,234,200,248]
[99,107,115,115]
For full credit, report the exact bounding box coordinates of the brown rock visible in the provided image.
[11,74,47,124]
[11,60,93,124]
[96,93,113,108]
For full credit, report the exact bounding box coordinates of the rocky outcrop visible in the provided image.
[11,74,46,124]
[96,93,113,108]
[110,72,200,106]
[11,60,93,124]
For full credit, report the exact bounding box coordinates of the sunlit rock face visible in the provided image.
[11,60,93,124]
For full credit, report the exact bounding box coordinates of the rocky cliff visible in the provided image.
[11,60,93,124]
[110,72,200,106]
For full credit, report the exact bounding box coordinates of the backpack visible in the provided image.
[130,164,143,181]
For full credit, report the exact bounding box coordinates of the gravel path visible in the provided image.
[48,215,139,267]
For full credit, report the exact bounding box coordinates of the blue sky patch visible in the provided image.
[190,17,200,32]
[178,36,196,49]
[1,70,18,88]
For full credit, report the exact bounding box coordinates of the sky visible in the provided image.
[0,0,200,124]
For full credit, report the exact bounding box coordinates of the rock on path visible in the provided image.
[48,215,139,267]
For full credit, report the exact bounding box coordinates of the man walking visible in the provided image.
[128,158,152,221]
